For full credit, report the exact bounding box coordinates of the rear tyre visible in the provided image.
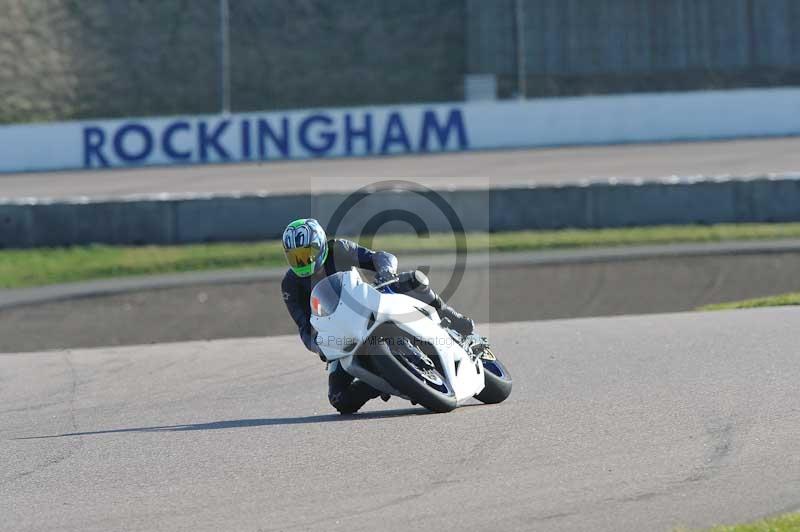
[475,350,512,404]
[369,325,457,413]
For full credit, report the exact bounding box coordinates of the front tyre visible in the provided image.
[475,349,512,404]
[370,326,457,413]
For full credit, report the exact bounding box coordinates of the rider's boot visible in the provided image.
[330,381,381,414]
[434,298,475,337]
[329,362,384,414]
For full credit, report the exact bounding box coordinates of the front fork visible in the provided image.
[453,330,493,363]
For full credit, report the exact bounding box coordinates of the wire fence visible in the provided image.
[1,0,799,124]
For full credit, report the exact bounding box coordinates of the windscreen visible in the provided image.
[310,272,345,317]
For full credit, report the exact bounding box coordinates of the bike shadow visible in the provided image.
[15,406,434,440]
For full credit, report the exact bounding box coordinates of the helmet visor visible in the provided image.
[285,244,320,270]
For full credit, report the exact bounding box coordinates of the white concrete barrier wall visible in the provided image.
[1,88,800,173]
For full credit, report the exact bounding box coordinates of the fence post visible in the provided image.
[514,0,527,99]
[219,0,231,113]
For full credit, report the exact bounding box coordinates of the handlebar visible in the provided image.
[372,271,419,292]
[372,277,398,290]
[372,275,399,290]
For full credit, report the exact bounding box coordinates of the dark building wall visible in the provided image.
[468,0,800,98]
[71,1,221,118]
[230,0,466,111]
[2,0,800,124]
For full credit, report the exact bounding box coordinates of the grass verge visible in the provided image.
[2,223,800,289]
[698,292,800,311]
[691,511,800,531]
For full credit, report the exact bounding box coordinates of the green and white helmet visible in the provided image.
[282,218,329,277]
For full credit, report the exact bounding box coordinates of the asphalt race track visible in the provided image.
[4,138,800,531]
[2,308,799,531]
[2,136,800,199]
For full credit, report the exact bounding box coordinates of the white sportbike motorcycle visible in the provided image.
[310,268,512,413]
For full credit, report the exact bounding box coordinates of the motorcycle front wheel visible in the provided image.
[474,348,513,404]
[370,325,457,413]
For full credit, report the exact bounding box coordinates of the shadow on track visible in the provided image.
[15,407,430,440]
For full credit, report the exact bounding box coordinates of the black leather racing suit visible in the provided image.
[281,238,445,414]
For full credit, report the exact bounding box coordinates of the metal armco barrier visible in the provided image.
[2,176,800,248]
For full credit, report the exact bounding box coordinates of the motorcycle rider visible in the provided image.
[280,218,475,414]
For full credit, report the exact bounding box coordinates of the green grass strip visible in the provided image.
[687,511,800,531]
[2,223,800,289]
[698,292,800,311]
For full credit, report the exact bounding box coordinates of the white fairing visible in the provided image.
[311,268,485,404]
